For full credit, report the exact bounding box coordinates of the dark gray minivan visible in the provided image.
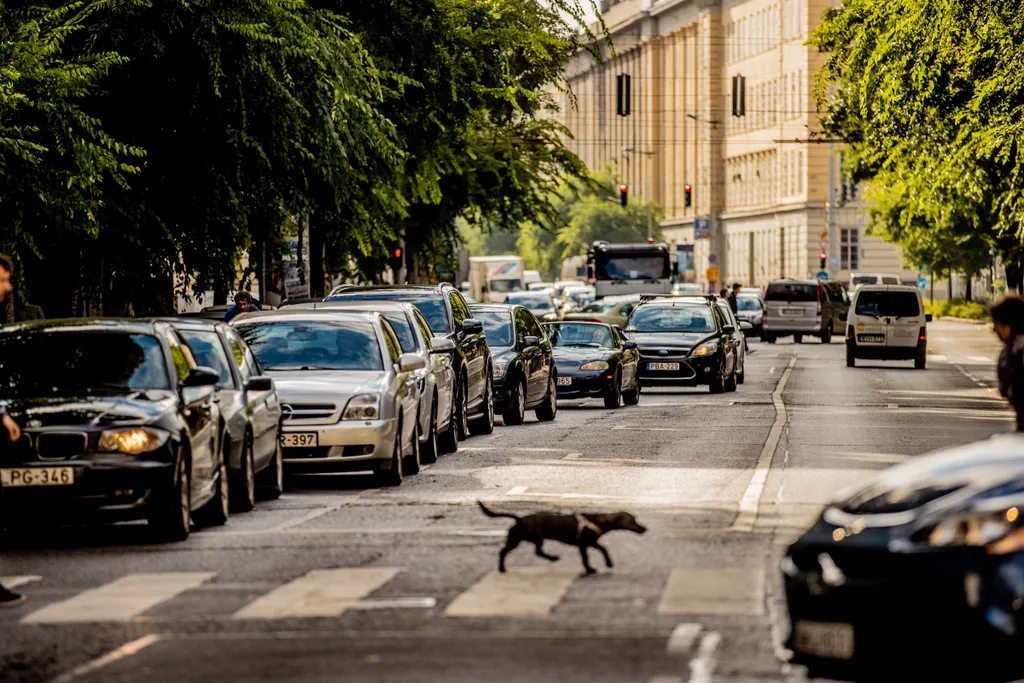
[762,280,850,344]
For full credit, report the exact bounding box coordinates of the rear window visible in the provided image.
[766,282,817,302]
[855,291,921,318]
[326,292,450,334]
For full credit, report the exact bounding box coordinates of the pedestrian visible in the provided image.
[719,287,729,300]
[728,283,741,315]
[223,291,260,323]
[0,253,26,607]
[992,296,1024,432]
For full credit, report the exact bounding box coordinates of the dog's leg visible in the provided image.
[577,545,596,575]
[593,541,614,568]
[499,528,522,573]
[534,541,559,562]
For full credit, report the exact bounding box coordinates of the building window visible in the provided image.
[841,228,859,270]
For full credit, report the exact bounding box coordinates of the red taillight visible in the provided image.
[919,326,926,342]
[848,325,855,339]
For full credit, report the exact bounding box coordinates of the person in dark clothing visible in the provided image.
[0,254,26,607]
[991,296,1024,432]
[223,291,260,323]
[728,283,741,315]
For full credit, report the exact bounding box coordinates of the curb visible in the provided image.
[935,316,989,325]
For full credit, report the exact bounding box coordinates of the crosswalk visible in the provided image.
[2,566,767,625]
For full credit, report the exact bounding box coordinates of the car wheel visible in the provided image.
[438,394,459,454]
[536,373,557,421]
[470,373,495,435]
[846,345,857,368]
[230,432,256,513]
[421,400,439,465]
[915,347,927,370]
[148,453,191,542]
[404,420,422,475]
[622,375,640,406]
[794,334,803,344]
[503,379,526,425]
[737,362,745,385]
[454,375,470,441]
[725,368,738,392]
[709,371,725,394]
[256,437,284,501]
[194,459,230,527]
[603,369,622,409]
[375,427,404,487]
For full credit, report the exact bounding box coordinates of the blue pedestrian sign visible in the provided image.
[816,270,829,281]
[917,276,928,290]
[694,217,711,240]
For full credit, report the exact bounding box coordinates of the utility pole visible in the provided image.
[622,146,655,240]
[686,113,721,290]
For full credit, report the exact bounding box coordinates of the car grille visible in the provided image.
[36,432,88,460]
[281,403,337,421]
[639,349,690,360]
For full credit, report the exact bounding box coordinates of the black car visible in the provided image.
[625,297,739,393]
[782,436,1024,681]
[469,304,557,425]
[0,320,228,541]
[325,283,494,437]
[542,321,640,408]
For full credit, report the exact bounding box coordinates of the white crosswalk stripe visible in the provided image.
[657,568,764,616]
[1,575,41,589]
[22,572,214,624]
[233,568,402,619]
[444,568,578,617]
[967,355,995,363]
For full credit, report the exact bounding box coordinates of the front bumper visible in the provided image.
[552,367,615,398]
[280,418,398,473]
[636,354,721,386]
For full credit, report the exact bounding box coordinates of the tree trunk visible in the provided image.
[309,221,325,297]
[965,272,973,302]
[947,270,953,300]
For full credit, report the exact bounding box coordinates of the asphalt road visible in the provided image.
[0,320,1010,683]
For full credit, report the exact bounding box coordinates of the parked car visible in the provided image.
[506,291,560,322]
[469,304,558,425]
[562,294,642,328]
[781,435,1024,679]
[543,321,640,408]
[845,285,932,369]
[625,297,740,393]
[763,279,849,344]
[0,320,227,541]
[232,310,425,486]
[166,319,283,511]
[289,301,457,458]
[324,284,494,438]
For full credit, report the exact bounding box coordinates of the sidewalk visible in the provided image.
[927,319,1002,364]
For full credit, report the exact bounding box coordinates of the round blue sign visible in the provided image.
[708,254,718,264]
[917,277,928,290]
[816,270,829,281]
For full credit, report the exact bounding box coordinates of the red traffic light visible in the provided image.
[819,251,827,260]
[394,247,403,259]
[684,184,693,208]
[619,185,629,207]
[647,237,655,244]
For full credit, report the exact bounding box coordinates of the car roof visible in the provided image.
[637,298,714,308]
[230,309,379,323]
[854,284,920,293]
[154,318,225,331]
[290,301,418,314]
[469,303,516,313]
[0,318,164,335]
[543,320,612,328]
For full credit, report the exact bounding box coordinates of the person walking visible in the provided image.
[991,296,1024,432]
[728,283,741,315]
[0,253,26,607]
[223,291,260,323]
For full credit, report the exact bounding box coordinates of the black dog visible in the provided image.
[477,501,647,575]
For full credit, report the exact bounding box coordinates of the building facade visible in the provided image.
[561,0,916,290]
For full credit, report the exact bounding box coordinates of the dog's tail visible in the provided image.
[477,501,520,521]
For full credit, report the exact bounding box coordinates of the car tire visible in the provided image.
[846,346,857,368]
[230,432,256,513]
[469,373,495,435]
[148,453,191,542]
[821,323,832,344]
[421,400,439,465]
[794,334,803,344]
[737,363,745,385]
[503,379,526,426]
[454,375,470,441]
[725,368,738,392]
[915,347,927,370]
[603,370,622,409]
[709,373,725,394]
[404,420,422,475]
[438,394,459,455]
[194,459,230,528]
[622,376,640,406]
[375,426,404,487]
[535,374,557,422]
[256,438,284,501]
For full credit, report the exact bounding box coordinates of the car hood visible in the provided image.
[552,347,616,364]
[267,370,384,403]
[4,391,178,427]
[626,332,715,350]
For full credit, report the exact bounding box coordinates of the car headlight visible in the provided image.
[581,360,609,371]
[691,341,719,357]
[493,359,509,377]
[342,394,380,421]
[97,427,169,455]
[925,508,1023,554]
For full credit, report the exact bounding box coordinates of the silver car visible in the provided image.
[287,301,457,462]
[562,294,642,328]
[232,310,426,486]
[169,319,284,510]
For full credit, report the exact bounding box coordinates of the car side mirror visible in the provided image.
[399,353,427,373]
[925,313,933,323]
[524,335,540,348]
[740,321,753,331]
[461,318,483,335]
[430,337,456,353]
[722,324,736,335]
[182,366,219,387]
[623,341,638,350]
[245,376,274,392]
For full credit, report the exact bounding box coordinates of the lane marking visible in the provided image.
[460,447,564,453]
[561,452,583,460]
[927,354,947,362]
[887,404,898,409]
[968,356,995,363]
[666,622,703,654]
[233,568,401,619]
[657,568,764,616]
[23,572,214,624]
[444,568,577,617]
[271,503,343,532]
[648,677,683,683]
[732,356,797,532]
[689,632,722,683]
[50,634,161,683]
[505,486,528,495]
[351,597,436,610]
[1,575,41,589]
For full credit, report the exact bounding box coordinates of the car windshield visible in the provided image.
[627,306,717,333]
[766,282,817,302]
[178,330,233,389]
[737,297,762,311]
[325,292,450,333]
[545,323,613,348]
[855,291,922,318]
[473,310,514,347]
[0,330,170,396]
[236,320,383,371]
[489,279,523,293]
[506,294,554,311]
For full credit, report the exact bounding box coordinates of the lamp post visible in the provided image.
[622,146,655,241]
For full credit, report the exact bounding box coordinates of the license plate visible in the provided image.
[647,362,680,371]
[557,377,572,386]
[782,308,803,316]
[794,621,855,660]
[858,334,885,343]
[280,433,318,448]
[0,467,75,487]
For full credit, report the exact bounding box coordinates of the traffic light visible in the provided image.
[619,185,628,207]
[819,251,827,270]
[389,246,404,275]
[684,184,693,208]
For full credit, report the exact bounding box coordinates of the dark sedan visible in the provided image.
[469,304,557,426]
[782,436,1024,680]
[542,322,640,408]
[0,320,228,542]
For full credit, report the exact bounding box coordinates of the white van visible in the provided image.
[849,273,904,292]
[845,285,932,369]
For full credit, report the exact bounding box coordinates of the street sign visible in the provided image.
[708,254,717,264]
[917,276,928,290]
[829,257,839,266]
[694,217,711,240]
[706,267,720,282]
[816,270,829,281]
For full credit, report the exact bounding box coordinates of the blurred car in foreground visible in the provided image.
[782,436,1024,680]
[543,322,639,408]
[562,294,641,328]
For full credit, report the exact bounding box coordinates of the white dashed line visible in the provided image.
[51,635,161,683]
[666,622,703,654]
[505,486,528,495]
[688,632,722,683]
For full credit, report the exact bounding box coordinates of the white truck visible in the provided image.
[469,255,525,303]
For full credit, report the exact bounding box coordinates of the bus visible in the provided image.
[585,241,672,298]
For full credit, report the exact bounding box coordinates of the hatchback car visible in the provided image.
[232,310,426,486]
[0,320,227,541]
[763,280,849,344]
[845,285,932,369]
[167,319,284,511]
[543,322,640,408]
[469,304,557,425]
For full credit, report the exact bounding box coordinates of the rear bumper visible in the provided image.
[280,418,396,472]
[847,340,924,360]
[764,320,822,335]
